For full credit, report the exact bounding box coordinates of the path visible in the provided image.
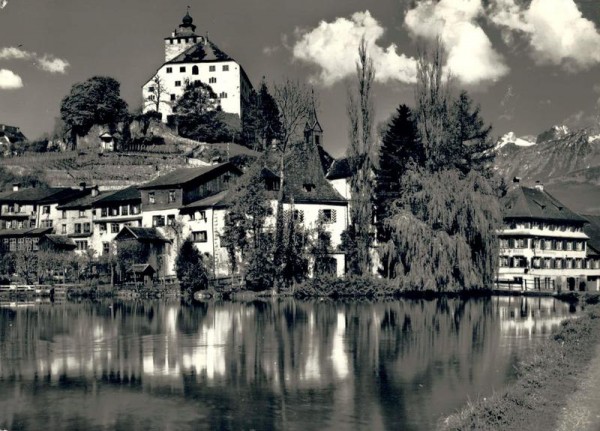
[555,343,600,431]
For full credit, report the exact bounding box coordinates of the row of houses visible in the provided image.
[0,116,351,280]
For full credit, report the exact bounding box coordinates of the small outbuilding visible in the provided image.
[130,264,156,286]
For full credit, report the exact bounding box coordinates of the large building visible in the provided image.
[498,184,600,291]
[142,11,253,123]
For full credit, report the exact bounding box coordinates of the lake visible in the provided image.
[0,296,579,430]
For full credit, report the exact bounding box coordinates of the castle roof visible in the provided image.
[166,40,232,64]
[502,186,587,223]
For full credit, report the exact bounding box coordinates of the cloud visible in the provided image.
[0,69,23,89]
[404,0,509,85]
[489,0,600,69]
[0,46,69,74]
[292,11,417,86]
[0,0,8,10]
[37,55,69,73]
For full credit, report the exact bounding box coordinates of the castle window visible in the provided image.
[209,65,216,72]
[209,77,217,84]
[177,38,181,44]
[169,39,173,45]
[148,86,155,93]
[148,95,155,101]
[170,94,176,101]
[192,231,207,243]
[166,67,173,73]
[175,81,182,87]
[184,38,189,43]
[180,66,186,73]
[219,92,227,98]
[222,65,229,71]
[192,65,199,75]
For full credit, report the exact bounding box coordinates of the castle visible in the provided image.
[142,11,253,122]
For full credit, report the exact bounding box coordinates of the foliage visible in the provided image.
[0,166,48,191]
[174,80,217,117]
[311,221,337,278]
[282,210,309,286]
[116,240,150,277]
[144,75,171,113]
[245,232,276,291]
[175,237,209,294]
[178,111,241,143]
[60,76,129,149]
[382,169,500,291]
[294,275,396,298]
[375,104,422,241]
[346,38,376,276]
[241,79,282,150]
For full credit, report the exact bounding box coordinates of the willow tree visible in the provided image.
[381,43,501,290]
[345,37,376,276]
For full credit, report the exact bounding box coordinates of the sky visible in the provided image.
[0,0,599,158]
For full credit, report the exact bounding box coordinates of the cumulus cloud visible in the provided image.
[37,55,69,73]
[404,0,509,85]
[0,69,23,89]
[489,0,600,69]
[0,0,8,10]
[292,11,417,86]
[0,46,69,74]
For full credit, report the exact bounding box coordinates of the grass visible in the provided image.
[438,298,600,431]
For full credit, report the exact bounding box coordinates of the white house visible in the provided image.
[142,11,253,122]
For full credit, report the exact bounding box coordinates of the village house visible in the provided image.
[0,184,90,232]
[56,186,102,254]
[142,11,253,122]
[91,186,142,257]
[498,183,600,291]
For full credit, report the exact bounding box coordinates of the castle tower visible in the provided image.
[164,10,204,62]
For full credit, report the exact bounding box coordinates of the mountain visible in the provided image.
[494,125,600,214]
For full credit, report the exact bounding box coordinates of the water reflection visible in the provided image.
[0,296,577,430]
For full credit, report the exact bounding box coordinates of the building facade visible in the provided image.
[142,12,253,122]
[498,185,600,291]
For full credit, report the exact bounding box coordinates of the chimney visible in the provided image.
[513,176,521,184]
[12,183,20,192]
[534,181,544,192]
[79,182,87,191]
[91,185,99,197]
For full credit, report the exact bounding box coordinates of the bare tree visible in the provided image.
[145,75,171,114]
[346,37,376,276]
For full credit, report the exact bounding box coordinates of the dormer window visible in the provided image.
[266,179,280,191]
[303,183,315,192]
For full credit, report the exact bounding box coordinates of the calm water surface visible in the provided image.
[0,296,578,430]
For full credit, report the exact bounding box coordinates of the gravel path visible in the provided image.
[555,343,600,431]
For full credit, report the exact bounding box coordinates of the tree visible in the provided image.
[281,207,309,287]
[375,104,422,240]
[346,38,376,276]
[116,241,150,282]
[145,75,171,114]
[175,237,209,295]
[174,80,217,117]
[60,76,129,150]
[241,79,282,151]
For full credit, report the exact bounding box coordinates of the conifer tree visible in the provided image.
[175,237,209,294]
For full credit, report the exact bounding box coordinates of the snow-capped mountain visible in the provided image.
[495,131,536,150]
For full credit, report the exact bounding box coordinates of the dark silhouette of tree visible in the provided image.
[175,237,209,295]
[60,76,129,150]
[242,79,282,151]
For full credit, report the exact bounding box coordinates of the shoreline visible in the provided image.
[438,295,600,431]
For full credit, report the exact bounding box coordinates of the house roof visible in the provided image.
[260,167,280,180]
[138,162,239,189]
[181,190,229,211]
[130,263,155,274]
[58,191,106,210]
[282,141,347,204]
[114,226,169,243]
[0,227,52,238]
[326,157,352,180]
[583,215,600,255]
[167,40,233,64]
[92,186,140,205]
[43,234,77,248]
[0,187,89,205]
[502,187,587,223]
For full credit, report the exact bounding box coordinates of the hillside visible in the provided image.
[494,126,600,214]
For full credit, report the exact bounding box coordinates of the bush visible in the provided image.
[294,275,397,298]
[175,237,209,295]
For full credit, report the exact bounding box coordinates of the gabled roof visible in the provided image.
[0,187,89,204]
[260,167,280,180]
[130,263,155,274]
[138,162,240,189]
[114,226,169,243]
[43,234,77,248]
[181,190,229,211]
[58,191,106,210]
[282,141,347,204]
[167,40,232,64]
[583,215,600,255]
[502,187,587,223]
[0,227,52,238]
[92,186,140,205]
[326,157,352,180]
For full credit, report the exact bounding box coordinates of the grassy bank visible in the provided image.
[438,296,600,431]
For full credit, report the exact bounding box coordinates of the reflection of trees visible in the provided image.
[0,297,578,431]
